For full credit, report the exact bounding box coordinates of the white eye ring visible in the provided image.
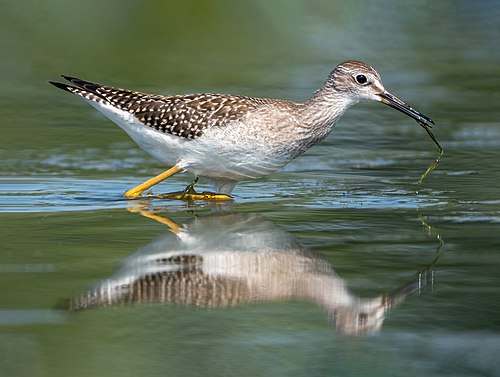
[354,74,368,85]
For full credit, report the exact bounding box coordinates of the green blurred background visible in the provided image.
[1,1,500,376]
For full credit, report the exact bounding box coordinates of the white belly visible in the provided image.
[88,99,295,182]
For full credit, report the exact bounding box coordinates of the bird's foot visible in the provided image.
[149,178,233,201]
[153,191,233,201]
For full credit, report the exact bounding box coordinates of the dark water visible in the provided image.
[1,1,500,376]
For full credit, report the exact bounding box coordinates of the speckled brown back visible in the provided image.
[52,76,265,139]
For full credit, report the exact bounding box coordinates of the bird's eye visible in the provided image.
[355,74,368,85]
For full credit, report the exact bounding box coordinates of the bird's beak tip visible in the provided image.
[378,92,435,128]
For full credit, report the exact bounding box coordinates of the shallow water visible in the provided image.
[1,1,500,376]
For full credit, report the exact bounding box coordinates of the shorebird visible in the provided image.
[49,60,434,200]
[69,211,435,334]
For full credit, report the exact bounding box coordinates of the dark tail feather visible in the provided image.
[49,75,103,95]
[61,75,102,92]
[48,80,77,93]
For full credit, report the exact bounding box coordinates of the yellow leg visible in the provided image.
[124,165,182,198]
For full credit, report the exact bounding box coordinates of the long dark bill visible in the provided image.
[379,92,435,128]
[379,91,442,153]
[379,91,443,186]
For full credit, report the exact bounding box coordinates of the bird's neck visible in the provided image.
[294,87,358,141]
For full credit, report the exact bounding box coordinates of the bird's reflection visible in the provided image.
[70,209,437,335]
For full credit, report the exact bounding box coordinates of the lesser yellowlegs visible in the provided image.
[69,211,436,334]
[49,60,434,200]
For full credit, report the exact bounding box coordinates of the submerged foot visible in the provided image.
[147,178,233,201]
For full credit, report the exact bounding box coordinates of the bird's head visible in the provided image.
[326,60,434,128]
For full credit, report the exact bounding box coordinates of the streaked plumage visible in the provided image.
[50,61,434,196]
[68,212,434,334]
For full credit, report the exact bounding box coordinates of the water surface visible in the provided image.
[1,1,500,376]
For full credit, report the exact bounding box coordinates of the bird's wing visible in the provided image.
[49,76,261,139]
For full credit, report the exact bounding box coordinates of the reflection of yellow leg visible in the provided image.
[126,203,183,234]
[139,211,183,234]
[124,165,182,198]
